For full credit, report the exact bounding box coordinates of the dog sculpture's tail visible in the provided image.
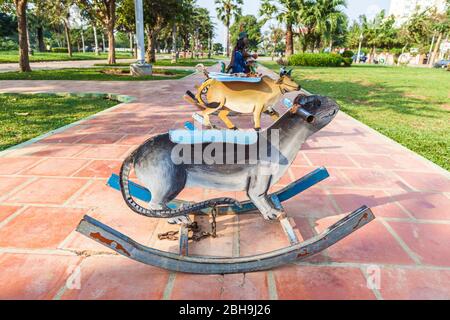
[119,150,241,219]
[196,64,209,78]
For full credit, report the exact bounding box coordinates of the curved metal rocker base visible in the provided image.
[77,206,374,274]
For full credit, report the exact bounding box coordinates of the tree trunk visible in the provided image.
[93,25,100,55]
[15,0,31,72]
[226,25,230,57]
[26,22,32,55]
[285,22,294,57]
[145,27,157,63]
[107,27,116,64]
[81,29,85,53]
[369,46,375,64]
[63,20,72,57]
[172,24,177,63]
[102,33,106,53]
[429,32,443,68]
[37,26,45,52]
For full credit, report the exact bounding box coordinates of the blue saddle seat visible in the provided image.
[208,72,262,83]
[169,129,258,145]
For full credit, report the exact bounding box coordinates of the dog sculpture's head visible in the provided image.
[277,68,301,93]
[292,94,340,133]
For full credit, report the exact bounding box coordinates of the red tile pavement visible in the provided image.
[4,178,88,205]
[0,253,81,300]
[379,267,450,300]
[314,218,415,265]
[0,205,22,223]
[0,207,87,249]
[0,66,449,300]
[73,160,122,178]
[273,265,377,300]
[386,221,450,267]
[60,256,170,300]
[21,158,89,177]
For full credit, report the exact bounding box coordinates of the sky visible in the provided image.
[197,0,391,44]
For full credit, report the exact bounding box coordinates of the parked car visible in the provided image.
[434,59,450,68]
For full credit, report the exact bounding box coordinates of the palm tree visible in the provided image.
[302,0,347,51]
[215,0,243,57]
[260,0,304,57]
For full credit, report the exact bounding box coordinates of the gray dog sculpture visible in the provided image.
[119,95,340,223]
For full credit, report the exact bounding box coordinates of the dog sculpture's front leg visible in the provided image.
[246,174,284,221]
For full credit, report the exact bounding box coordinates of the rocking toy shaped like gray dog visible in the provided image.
[77,94,375,274]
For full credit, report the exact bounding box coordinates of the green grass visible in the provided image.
[94,58,218,68]
[0,93,118,150]
[0,51,132,64]
[0,67,193,81]
[263,62,450,170]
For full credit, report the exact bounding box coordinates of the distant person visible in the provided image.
[227,31,258,74]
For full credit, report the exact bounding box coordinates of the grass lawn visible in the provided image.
[0,93,118,151]
[263,62,450,170]
[94,58,218,68]
[0,51,132,64]
[0,67,193,81]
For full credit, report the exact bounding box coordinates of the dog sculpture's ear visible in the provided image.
[287,69,293,76]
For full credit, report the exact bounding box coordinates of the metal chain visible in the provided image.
[158,207,218,242]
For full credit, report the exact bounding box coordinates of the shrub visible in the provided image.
[0,38,18,51]
[342,50,354,58]
[51,47,69,53]
[288,53,351,67]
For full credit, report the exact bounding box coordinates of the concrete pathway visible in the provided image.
[0,59,136,73]
[0,67,449,300]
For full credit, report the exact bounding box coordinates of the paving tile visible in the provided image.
[291,166,353,188]
[387,221,450,267]
[357,142,403,155]
[349,154,403,170]
[77,133,125,145]
[0,207,87,249]
[329,188,409,218]
[75,145,131,160]
[0,157,40,175]
[283,188,339,218]
[379,268,450,300]
[388,191,450,220]
[21,158,89,177]
[67,180,130,212]
[28,144,88,158]
[0,253,81,300]
[0,205,22,223]
[314,218,414,265]
[4,178,88,205]
[221,272,270,300]
[39,133,87,144]
[341,168,409,190]
[60,256,169,300]
[274,265,376,300]
[116,134,150,146]
[0,176,29,195]
[74,160,122,178]
[305,153,357,168]
[170,274,224,300]
[394,171,450,192]
[239,214,291,256]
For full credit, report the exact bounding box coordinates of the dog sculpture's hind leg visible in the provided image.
[201,98,226,129]
[246,173,284,221]
[218,109,237,130]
